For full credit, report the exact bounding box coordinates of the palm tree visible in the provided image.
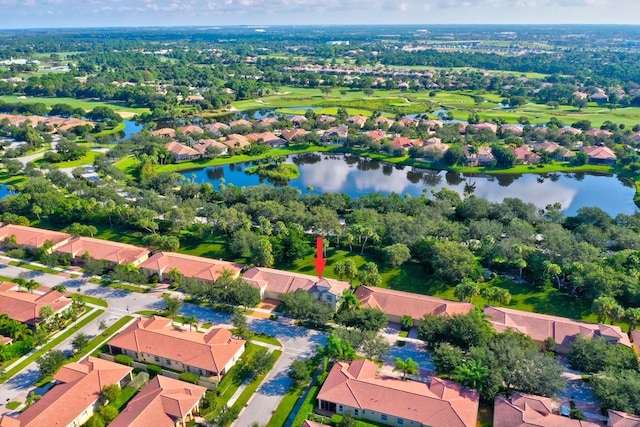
[451,360,488,391]
[24,279,40,294]
[394,357,419,380]
[625,307,640,331]
[454,280,479,303]
[185,315,198,332]
[338,290,359,312]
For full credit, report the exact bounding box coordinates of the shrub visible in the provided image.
[179,372,199,384]
[114,354,133,366]
[269,314,278,321]
[5,248,28,259]
[129,372,150,390]
[147,363,162,376]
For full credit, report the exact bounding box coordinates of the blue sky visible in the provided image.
[0,0,637,29]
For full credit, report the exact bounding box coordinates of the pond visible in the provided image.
[183,153,638,217]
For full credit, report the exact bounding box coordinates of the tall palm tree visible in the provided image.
[24,279,40,294]
[338,290,359,312]
[185,315,198,332]
[394,357,419,380]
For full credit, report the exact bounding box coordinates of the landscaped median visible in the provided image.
[1,308,104,382]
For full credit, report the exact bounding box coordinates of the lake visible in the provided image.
[183,153,638,217]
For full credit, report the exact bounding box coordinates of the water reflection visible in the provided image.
[182,153,638,216]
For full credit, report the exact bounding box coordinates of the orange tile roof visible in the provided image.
[55,237,149,265]
[583,146,617,160]
[0,224,71,248]
[302,421,331,427]
[493,392,600,427]
[110,375,206,427]
[7,357,132,427]
[608,409,640,426]
[108,316,245,374]
[354,286,474,321]
[281,128,308,141]
[224,133,252,149]
[177,125,203,134]
[485,306,631,348]
[242,267,350,297]
[246,132,286,145]
[151,128,177,138]
[139,251,243,282]
[317,359,479,427]
[0,282,72,325]
[229,119,253,128]
[192,139,228,154]
[165,141,200,157]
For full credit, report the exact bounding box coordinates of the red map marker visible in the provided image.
[314,236,326,279]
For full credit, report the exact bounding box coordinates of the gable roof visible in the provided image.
[177,125,203,134]
[493,392,600,427]
[485,306,631,347]
[165,142,200,157]
[110,375,206,427]
[229,119,253,128]
[108,316,245,374]
[246,132,287,145]
[608,409,640,426]
[192,139,229,155]
[354,286,474,321]
[204,122,230,134]
[55,237,150,265]
[224,133,252,149]
[281,128,308,141]
[583,146,617,160]
[317,359,479,427]
[0,224,71,248]
[139,251,243,282]
[7,357,132,427]
[242,267,350,297]
[474,122,498,133]
[151,128,177,138]
[0,282,72,325]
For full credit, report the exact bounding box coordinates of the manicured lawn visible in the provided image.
[8,261,57,274]
[72,294,108,308]
[0,96,148,114]
[72,316,134,361]
[33,150,100,169]
[230,349,282,412]
[267,384,307,427]
[290,384,321,427]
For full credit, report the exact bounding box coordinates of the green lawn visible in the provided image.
[71,294,108,308]
[0,96,148,115]
[33,150,100,169]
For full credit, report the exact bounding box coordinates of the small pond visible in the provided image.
[182,153,637,217]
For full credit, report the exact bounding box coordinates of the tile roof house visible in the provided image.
[397,117,418,127]
[390,137,420,150]
[203,122,230,135]
[608,409,640,426]
[585,129,613,138]
[256,117,279,127]
[193,139,229,156]
[583,146,617,165]
[354,286,474,325]
[242,267,350,311]
[139,251,243,284]
[0,282,72,325]
[317,359,479,427]
[485,306,632,354]
[474,122,499,133]
[508,146,541,164]
[493,392,600,427]
[0,224,71,251]
[346,115,368,128]
[464,145,495,167]
[559,127,582,135]
[316,115,337,124]
[151,128,177,138]
[108,316,245,380]
[281,128,308,142]
[322,125,349,145]
[229,119,253,128]
[224,133,252,150]
[165,142,201,162]
[177,125,204,135]
[367,129,387,141]
[423,119,443,130]
[55,237,150,266]
[246,132,287,147]
[0,357,132,427]
[288,115,308,126]
[531,141,575,161]
[374,117,394,127]
[500,124,524,136]
[110,375,206,427]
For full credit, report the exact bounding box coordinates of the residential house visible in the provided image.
[531,141,575,161]
[585,129,613,138]
[316,115,337,125]
[256,117,279,127]
[242,267,350,311]
[0,357,132,427]
[508,146,541,164]
[289,115,308,126]
[474,122,499,133]
[0,224,71,251]
[0,336,13,345]
[354,286,474,325]
[246,132,287,147]
[183,95,205,104]
[321,125,349,145]
[346,115,367,128]
[224,133,252,150]
[608,410,640,426]
[590,92,609,103]
[422,119,443,130]
[374,117,394,127]
[397,117,418,127]
[229,119,253,129]
[177,125,203,135]
[0,282,72,326]
[484,306,632,354]
[464,145,495,167]
[367,129,387,141]
[193,139,229,156]
[108,316,245,380]
[152,128,177,139]
[424,138,449,155]
[583,146,617,165]
[281,128,308,142]
[110,375,207,427]
[500,125,524,136]
[203,122,229,135]
[390,137,420,150]
[559,127,582,135]
[165,142,201,162]
[317,359,479,427]
[55,237,150,267]
[493,392,600,427]
[139,251,243,284]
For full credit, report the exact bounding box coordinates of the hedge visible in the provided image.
[114,354,133,366]
[147,363,162,376]
[179,372,200,384]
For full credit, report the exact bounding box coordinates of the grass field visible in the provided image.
[0,95,148,115]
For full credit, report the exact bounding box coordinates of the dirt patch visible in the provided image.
[257,298,281,312]
[118,111,137,119]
